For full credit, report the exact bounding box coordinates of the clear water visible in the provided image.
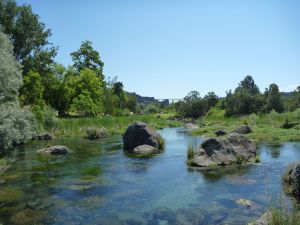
[1,128,300,225]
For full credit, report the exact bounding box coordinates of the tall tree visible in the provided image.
[0,31,35,150]
[237,75,260,96]
[265,83,284,113]
[0,0,57,74]
[70,41,104,80]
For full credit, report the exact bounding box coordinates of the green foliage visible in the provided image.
[70,40,104,79]
[156,135,165,150]
[20,70,45,107]
[0,0,56,74]
[54,115,182,137]
[31,105,58,131]
[0,102,36,150]
[0,158,9,174]
[187,144,196,159]
[144,104,160,114]
[255,155,261,163]
[0,31,35,150]
[265,83,284,113]
[0,31,23,104]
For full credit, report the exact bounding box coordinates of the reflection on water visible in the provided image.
[0,128,300,225]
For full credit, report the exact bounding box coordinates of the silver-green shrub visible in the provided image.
[0,31,35,150]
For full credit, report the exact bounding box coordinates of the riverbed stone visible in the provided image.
[123,122,164,151]
[37,133,54,140]
[37,145,71,155]
[190,133,256,167]
[133,144,159,155]
[234,125,252,134]
[215,130,226,136]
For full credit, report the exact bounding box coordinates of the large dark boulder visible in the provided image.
[123,122,164,151]
[190,133,256,167]
[37,145,71,155]
[283,161,300,199]
[234,125,252,134]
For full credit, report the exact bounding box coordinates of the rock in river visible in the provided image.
[37,133,54,140]
[189,133,256,167]
[123,122,164,152]
[37,145,71,155]
[133,145,159,155]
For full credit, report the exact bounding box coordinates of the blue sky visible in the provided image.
[17,0,300,98]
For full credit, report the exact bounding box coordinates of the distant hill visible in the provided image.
[281,92,294,98]
[129,92,169,106]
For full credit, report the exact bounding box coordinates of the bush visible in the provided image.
[144,104,160,114]
[31,105,58,131]
[85,127,108,139]
[0,103,36,150]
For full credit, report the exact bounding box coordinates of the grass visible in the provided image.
[50,114,182,137]
[267,207,300,225]
[192,108,300,144]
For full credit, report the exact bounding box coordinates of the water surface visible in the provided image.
[1,128,300,225]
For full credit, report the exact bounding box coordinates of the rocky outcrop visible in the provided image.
[215,130,226,136]
[37,145,71,155]
[189,133,256,167]
[37,133,54,140]
[234,125,252,134]
[123,122,164,152]
[282,161,300,199]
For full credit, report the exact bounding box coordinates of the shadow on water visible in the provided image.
[0,128,300,225]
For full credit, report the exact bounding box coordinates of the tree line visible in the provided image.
[176,75,300,119]
[0,0,137,117]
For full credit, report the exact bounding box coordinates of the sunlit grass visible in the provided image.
[52,114,182,137]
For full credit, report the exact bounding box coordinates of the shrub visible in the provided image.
[31,105,58,131]
[85,127,108,139]
[144,104,160,114]
[0,158,10,174]
[0,103,36,150]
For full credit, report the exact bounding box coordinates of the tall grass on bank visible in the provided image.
[51,114,182,137]
[192,108,300,143]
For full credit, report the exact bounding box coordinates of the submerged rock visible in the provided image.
[133,144,159,155]
[215,130,226,136]
[282,161,300,199]
[37,145,71,155]
[37,133,54,140]
[123,122,164,152]
[10,209,46,225]
[234,125,252,134]
[236,198,254,207]
[189,133,256,167]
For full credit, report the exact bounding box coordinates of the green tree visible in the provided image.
[265,83,284,113]
[112,81,125,108]
[184,91,201,102]
[0,0,57,74]
[0,31,35,150]
[70,41,104,80]
[237,75,260,95]
[71,91,101,116]
[20,70,45,107]
[204,91,218,111]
